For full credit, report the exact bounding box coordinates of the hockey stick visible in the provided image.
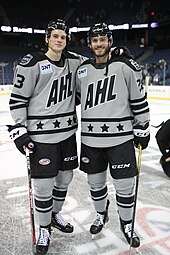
[25,148,36,255]
[129,144,142,254]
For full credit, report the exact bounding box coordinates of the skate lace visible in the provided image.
[124,223,138,238]
[93,213,104,227]
[55,212,68,226]
[37,228,50,246]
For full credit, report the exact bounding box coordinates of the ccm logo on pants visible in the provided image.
[112,163,130,169]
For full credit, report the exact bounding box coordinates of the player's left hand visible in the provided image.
[133,122,150,150]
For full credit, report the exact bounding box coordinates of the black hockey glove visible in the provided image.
[111,46,134,59]
[7,124,35,155]
[111,47,124,57]
[133,122,150,150]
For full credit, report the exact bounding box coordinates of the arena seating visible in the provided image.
[0,0,169,85]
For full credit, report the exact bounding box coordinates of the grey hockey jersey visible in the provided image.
[76,56,150,147]
[9,51,86,143]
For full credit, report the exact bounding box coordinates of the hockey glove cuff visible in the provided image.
[133,122,150,150]
[111,47,124,57]
[111,46,134,59]
[7,124,35,155]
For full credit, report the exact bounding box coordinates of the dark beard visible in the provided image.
[94,47,110,58]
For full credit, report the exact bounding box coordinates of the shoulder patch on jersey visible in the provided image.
[77,67,87,78]
[20,54,33,65]
[18,52,46,67]
[111,56,141,72]
[128,59,141,71]
[40,62,53,74]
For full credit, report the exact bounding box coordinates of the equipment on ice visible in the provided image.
[25,148,36,255]
[129,144,142,253]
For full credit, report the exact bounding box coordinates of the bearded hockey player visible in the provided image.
[76,22,150,248]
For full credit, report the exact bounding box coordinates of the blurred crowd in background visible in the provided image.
[0,0,169,85]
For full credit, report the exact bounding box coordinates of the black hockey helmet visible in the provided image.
[87,22,113,45]
[160,155,170,178]
[45,19,70,41]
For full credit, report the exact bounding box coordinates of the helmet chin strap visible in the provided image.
[104,54,110,76]
[104,44,111,76]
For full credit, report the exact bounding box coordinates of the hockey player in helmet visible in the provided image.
[87,22,113,52]
[7,19,86,255]
[76,22,150,248]
[87,22,113,76]
[156,119,170,178]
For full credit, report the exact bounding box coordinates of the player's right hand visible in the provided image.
[7,123,35,155]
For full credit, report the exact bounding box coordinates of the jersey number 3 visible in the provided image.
[14,74,25,88]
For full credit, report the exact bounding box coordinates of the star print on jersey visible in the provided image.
[36,121,44,130]
[117,123,124,131]
[67,118,72,126]
[88,124,94,132]
[101,124,109,132]
[53,119,61,128]
[34,117,77,131]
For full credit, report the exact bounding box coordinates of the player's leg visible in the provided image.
[80,143,110,236]
[52,134,78,233]
[33,178,54,255]
[30,142,60,255]
[87,171,110,236]
[52,169,74,233]
[113,177,140,248]
[109,140,140,248]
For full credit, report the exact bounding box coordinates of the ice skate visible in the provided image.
[120,218,140,248]
[90,199,110,239]
[36,225,51,255]
[51,212,74,233]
